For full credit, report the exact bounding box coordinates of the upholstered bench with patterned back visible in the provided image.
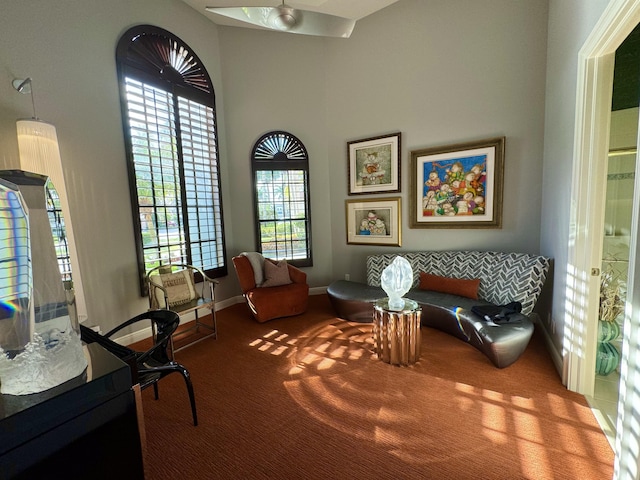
[327,251,551,368]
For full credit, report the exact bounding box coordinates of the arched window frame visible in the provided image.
[251,131,313,267]
[116,25,227,295]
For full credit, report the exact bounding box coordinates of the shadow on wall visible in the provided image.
[533,259,557,359]
[0,109,21,170]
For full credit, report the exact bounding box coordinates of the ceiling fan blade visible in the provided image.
[291,9,356,38]
[205,6,356,38]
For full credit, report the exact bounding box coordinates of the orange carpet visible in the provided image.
[137,294,614,479]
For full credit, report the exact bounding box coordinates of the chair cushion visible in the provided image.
[155,270,197,308]
[261,260,292,287]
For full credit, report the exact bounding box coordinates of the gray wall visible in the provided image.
[325,0,548,282]
[0,0,233,332]
[220,0,550,287]
[540,0,609,353]
[219,28,334,285]
[0,0,550,334]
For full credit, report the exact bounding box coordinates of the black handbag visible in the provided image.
[471,301,523,324]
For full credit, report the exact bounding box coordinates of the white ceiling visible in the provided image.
[180,0,399,30]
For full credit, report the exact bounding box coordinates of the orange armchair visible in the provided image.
[232,255,309,323]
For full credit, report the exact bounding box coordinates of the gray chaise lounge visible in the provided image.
[328,251,551,368]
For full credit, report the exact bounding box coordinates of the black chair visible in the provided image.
[80,310,198,426]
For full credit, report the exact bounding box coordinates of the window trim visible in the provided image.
[251,131,313,268]
[116,25,227,295]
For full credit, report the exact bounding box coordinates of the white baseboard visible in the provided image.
[114,295,243,346]
[115,289,328,346]
[115,290,565,384]
[533,314,564,379]
[116,325,154,346]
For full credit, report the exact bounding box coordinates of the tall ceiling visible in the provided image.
[180,0,399,30]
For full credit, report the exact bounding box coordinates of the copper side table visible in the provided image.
[373,298,422,366]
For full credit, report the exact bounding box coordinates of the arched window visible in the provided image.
[116,25,226,294]
[251,131,312,267]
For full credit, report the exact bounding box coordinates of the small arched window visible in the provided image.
[251,131,312,267]
[116,25,226,294]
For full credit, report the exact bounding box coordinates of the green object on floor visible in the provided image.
[596,341,620,376]
[597,319,621,343]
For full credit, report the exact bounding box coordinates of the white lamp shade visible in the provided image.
[16,119,61,173]
[16,119,87,321]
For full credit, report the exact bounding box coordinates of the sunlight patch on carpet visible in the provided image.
[263,329,279,338]
[249,329,295,356]
[140,296,614,480]
[272,345,288,355]
[481,401,508,442]
[264,314,614,476]
[317,358,337,370]
[517,435,552,479]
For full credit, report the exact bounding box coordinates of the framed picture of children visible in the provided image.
[410,137,505,228]
[348,132,401,195]
[346,197,401,246]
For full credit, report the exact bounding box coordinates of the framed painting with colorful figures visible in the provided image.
[346,197,401,246]
[410,137,504,228]
[348,132,401,195]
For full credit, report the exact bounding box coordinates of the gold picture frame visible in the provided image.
[348,132,401,195]
[346,197,401,246]
[410,137,505,228]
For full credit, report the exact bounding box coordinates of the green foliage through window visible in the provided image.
[252,132,312,267]
[116,25,227,294]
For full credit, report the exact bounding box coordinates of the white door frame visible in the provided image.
[567,1,640,477]
[565,0,640,395]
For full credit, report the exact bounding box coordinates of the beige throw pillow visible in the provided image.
[155,270,197,308]
[260,260,292,287]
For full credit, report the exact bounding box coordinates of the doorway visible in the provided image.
[590,113,637,441]
[568,1,640,475]
[587,21,640,445]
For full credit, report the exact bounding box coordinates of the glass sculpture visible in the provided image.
[380,256,413,311]
[0,171,86,395]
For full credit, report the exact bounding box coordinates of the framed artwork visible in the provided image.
[346,197,401,246]
[410,137,505,228]
[348,132,401,195]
